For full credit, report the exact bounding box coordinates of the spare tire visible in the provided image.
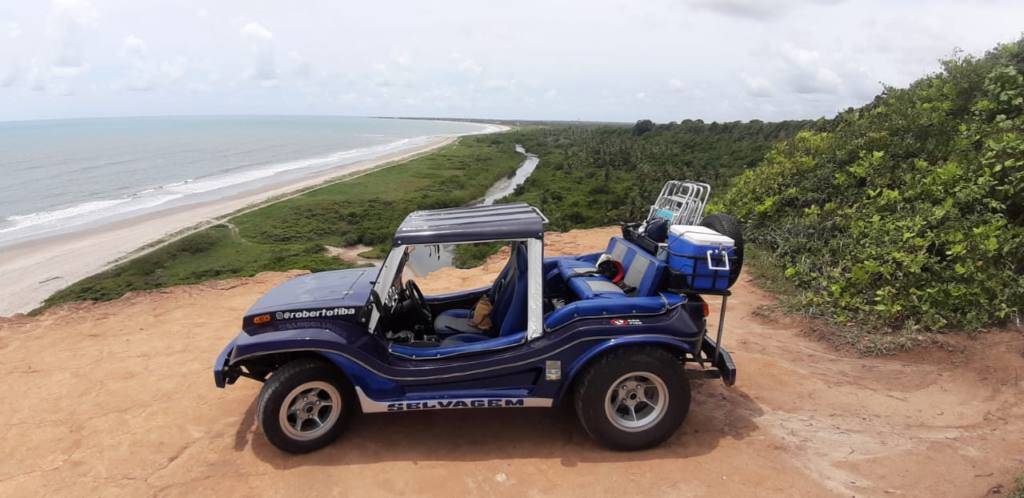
[700,214,744,287]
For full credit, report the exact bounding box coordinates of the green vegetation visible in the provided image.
[452,241,506,269]
[41,135,524,310]
[502,120,813,231]
[721,39,1024,347]
[1011,475,1024,498]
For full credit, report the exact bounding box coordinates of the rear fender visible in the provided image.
[554,335,694,403]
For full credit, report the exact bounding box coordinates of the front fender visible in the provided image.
[554,335,695,402]
[213,337,238,388]
[229,326,356,362]
[213,326,363,388]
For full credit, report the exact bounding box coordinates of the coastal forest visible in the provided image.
[501,119,815,229]
[504,38,1024,351]
[44,38,1023,353]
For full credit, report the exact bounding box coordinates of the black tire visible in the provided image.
[700,213,745,286]
[573,347,690,451]
[256,358,355,454]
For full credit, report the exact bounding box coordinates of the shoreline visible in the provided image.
[0,125,507,316]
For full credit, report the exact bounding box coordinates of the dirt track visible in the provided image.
[1,227,1022,497]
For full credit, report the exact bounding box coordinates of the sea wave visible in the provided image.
[164,138,415,195]
[0,194,184,235]
[0,136,424,242]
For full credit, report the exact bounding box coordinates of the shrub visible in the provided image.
[722,38,1024,333]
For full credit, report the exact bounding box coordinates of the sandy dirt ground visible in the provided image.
[324,244,381,266]
[1,227,1021,497]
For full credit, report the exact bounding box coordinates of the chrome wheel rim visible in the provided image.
[279,381,341,441]
[604,371,668,432]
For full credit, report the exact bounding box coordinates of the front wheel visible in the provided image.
[257,359,355,454]
[573,347,690,451]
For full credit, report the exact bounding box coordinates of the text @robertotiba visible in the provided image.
[274,307,358,320]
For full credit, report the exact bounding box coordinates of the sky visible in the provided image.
[0,0,1022,123]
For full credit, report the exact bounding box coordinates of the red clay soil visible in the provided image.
[0,227,1021,497]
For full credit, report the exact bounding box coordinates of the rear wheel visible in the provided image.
[700,213,745,286]
[574,347,690,450]
[257,359,354,454]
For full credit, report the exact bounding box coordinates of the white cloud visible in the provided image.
[742,74,775,97]
[449,53,484,76]
[120,35,147,60]
[160,57,188,80]
[1,62,22,88]
[391,50,411,67]
[241,21,272,41]
[779,43,843,94]
[686,0,845,20]
[780,44,818,66]
[461,60,483,75]
[635,91,647,100]
[47,0,98,70]
[52,79,75,96]
[187,82,211,95]
[27,61,46,92]
[794,67,842,94]
[287,51,311,78]
[482,79,514,91]
[1,0,1022,122]
[118,35,153,91]
[240,21,276,82]
[368,60,415,91]
[7,22,22,39]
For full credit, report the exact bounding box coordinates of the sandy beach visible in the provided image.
[0,127,503,316]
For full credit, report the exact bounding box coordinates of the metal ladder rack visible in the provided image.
[645,181,711,226]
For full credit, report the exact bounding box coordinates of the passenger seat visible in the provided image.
[558,237,666,299]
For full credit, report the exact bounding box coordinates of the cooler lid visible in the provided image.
[670,225,735,247]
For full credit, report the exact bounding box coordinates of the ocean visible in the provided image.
[0,116,492,247]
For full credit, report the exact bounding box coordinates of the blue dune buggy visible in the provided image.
[215,183,742,453]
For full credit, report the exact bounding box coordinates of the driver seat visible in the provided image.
[433,243,527,341]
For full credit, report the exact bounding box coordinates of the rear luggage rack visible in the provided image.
[623,180,715,260]
[684,290,734,386]
[646,181,711,226]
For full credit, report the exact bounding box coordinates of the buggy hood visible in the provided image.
[241,268,375,332]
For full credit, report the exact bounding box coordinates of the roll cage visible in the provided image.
[369,203,547,342]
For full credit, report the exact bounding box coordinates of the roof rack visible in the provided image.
[395,202,547,245]
[645,181,710,226]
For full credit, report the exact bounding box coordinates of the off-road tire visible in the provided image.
[700,213,744,286]
[573,347,690,451]
[257,358,355,454]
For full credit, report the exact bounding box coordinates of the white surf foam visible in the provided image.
[0,136,428,242]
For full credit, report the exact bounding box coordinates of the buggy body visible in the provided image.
[214,201,739,453]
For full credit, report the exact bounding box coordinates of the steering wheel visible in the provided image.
[404,280,433,325]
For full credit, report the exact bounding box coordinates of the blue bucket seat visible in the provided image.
[433,243,528,343]
[557,237,666,300]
